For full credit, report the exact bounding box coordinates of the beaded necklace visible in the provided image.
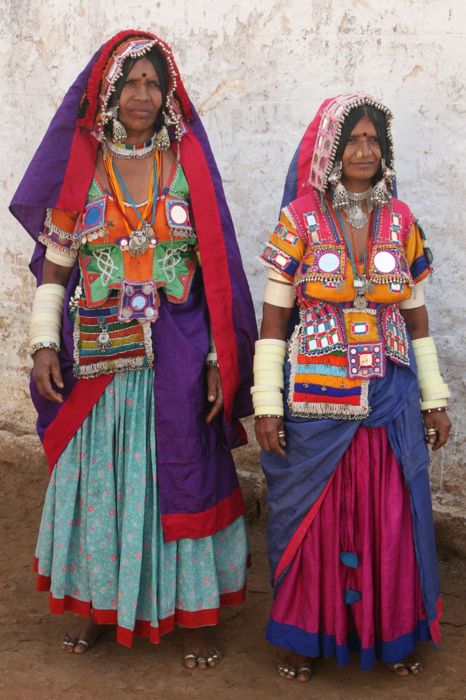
[103,150,162,256]
[103,133,157,160]
[335,209,375,309]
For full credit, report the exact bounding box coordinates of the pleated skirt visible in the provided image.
[266,426,430,669]
[34,369,248,647]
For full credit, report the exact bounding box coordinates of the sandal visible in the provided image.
[278,657,312,682]
[296,664,312,682]
[60,623,105,655]
[184,652,222,669]
[278,661,297,679]
[387,657,423,677]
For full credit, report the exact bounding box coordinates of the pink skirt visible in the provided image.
[267,426,431,669]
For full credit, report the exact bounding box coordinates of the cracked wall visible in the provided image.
[1,0,465,513]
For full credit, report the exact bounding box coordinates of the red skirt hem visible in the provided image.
[33,556,246,648]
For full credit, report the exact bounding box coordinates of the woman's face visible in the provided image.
[341,115,382,190]
[117,57,163,142]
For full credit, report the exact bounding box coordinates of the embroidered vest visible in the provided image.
[71,164,198,378]
[285,190,414,420]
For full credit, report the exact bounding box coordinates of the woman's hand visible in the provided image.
[205,366,224,423]
[423,410,452,450]
[255,416,286,457]
[32,348,64,404]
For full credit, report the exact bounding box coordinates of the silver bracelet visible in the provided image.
[30,341,60,358]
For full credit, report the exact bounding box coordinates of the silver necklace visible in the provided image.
[345,187,373,229]
[103,134,156,160]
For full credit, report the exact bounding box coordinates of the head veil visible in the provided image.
[10,30,256,434]
[281,93,396,208]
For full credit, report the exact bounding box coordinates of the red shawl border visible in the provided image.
[43,375,113,474]
[180,129,240,421]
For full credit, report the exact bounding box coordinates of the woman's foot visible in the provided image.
[387,657,423,677]
[181,627,222,669]
[61,621,106,655]
[278,654,312,682]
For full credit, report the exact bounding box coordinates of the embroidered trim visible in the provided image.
[73,293,153,378]
[287,325,371,420]
[379,304,410,366]
[38,236,79,258]
[298,303,346,355]
[43,209,75,242]
[295,244,346,287]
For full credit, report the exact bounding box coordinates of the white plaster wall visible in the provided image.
[1,0,465,506]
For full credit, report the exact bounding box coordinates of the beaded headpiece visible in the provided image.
[77,30,190,142]
[309,93,394,193]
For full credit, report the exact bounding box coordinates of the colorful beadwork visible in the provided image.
[303,211,320,242]
[299,303,345,355]
[379,305,410,365]
[389,212,403,243]
[261,244,297,278]
[288,326,370,420]
[73,292,153,378]
[274,222,299,246]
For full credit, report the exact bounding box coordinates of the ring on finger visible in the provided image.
[425,428,438,435]
[277,430,286,438]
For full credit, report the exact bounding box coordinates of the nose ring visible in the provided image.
[356,150,363,159]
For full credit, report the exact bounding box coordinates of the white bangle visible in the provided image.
[29,283,65,357]
[252,338,286,417]
[412,336,449,408]
[45,245,77,268]
[264,270,296,308]
[400,280,425,310]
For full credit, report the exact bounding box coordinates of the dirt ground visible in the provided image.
[1,450,466,700]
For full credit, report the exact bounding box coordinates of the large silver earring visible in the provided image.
[153,124,171,151]
[328,160,349,209]
[370,158,394,207]
[107,105,127,143]
[165,95,185,141]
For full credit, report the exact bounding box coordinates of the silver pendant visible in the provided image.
[353,294,367,310]
[346,204,368,229]
[98,330,111,352]
[128,224,155,257]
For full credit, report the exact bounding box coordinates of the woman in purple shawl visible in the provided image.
[253,94,451,681]
[10,30,256,667]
